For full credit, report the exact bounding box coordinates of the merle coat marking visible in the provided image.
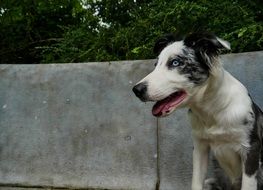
[132,32,263,190]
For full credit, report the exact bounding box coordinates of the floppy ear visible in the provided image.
[184,32,230,67]
[153,34,176,55]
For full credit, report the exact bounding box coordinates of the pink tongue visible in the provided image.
[152,92,185,117]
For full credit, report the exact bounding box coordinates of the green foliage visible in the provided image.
[0,0,263,63]
[0,0,85,63]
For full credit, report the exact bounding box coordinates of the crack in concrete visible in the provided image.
[0,183,105,190]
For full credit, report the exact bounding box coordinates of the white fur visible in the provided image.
[217,37,231,50]
[192,137,209,190]
[242,172,257,190]
[189,68,253,187]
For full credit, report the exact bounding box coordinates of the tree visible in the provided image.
[0,0,85,63]
[0,0,262,64]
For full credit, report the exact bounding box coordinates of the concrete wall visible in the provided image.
[0,51,262,190]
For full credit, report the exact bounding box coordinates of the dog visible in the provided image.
[132,32,263,190]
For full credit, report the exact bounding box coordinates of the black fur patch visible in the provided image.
[153,34,177,55]
[244,101,263,176]
[166,49,210,84]
[183,32,227,70]
[184,32,225,55]
[243,112,255,125]
[245,141,260,176]
[180,57,210,84]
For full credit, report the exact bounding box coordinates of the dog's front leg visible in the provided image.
[192,137,209,190]
[241,172,257,190]
[241,141,261,190]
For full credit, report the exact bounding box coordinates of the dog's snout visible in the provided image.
[132,83,148,101]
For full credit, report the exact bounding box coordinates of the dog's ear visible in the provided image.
[153,34,176,55]
[184,32,230,54]
[184,32,230,67]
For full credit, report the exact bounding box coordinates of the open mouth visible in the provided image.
[152,91,187,117]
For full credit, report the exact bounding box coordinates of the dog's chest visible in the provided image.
[192,124,248,180]
[190,110,249,146]
[192,124,247,145]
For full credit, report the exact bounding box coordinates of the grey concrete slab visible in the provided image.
[0,188,65,190]
[158,51,263,190]
[222,51,263,108]
[0,189,48,190]
[0,60,158,190]
[1,51,262,190]
[158,109,193,190]
[0,187,92,190]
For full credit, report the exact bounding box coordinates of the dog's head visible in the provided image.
[132,32,230,117]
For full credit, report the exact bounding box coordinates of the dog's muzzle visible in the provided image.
[132,82,148,102]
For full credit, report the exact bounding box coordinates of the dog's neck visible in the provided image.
[190,62,225,105]
[188,61,251,125]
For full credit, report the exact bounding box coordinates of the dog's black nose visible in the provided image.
[132,83,147,100]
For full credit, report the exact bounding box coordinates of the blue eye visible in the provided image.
[171,59,181,67]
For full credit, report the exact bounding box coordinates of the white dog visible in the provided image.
[132,32,263,190]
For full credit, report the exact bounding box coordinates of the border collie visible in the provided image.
[132,32,263,190]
